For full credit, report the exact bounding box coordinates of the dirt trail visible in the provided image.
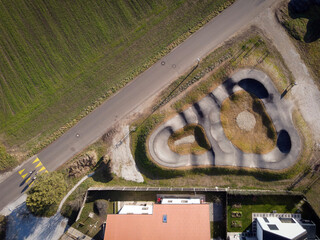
[253,8,320,143]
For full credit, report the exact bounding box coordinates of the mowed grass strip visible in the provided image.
[220,90,277,154]
[0,0,234,147]
[168,124,211,155]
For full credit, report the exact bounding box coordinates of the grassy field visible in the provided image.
[168,124,211,155]
[0,144,18,171]
[220,90,277,154]
[0,0,235,156]
[227,194,302,232]
[276,1,320,85]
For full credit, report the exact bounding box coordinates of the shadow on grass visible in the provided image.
[251,97,276,140]
[288,1,320,43]
[91,160,113,184]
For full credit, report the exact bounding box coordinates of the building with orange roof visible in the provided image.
[104,203,210,240]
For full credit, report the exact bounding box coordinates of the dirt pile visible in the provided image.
[68,151,97,177]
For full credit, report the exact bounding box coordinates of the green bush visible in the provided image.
[26,172,67,217]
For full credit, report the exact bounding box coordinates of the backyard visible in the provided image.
[227,194,302,232]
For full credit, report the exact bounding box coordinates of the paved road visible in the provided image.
[0,0,277,212]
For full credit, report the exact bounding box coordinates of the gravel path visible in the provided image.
[253,8,320,143]
[111,125,144,183]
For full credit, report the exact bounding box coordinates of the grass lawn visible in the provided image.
[168,124,211,155]
[73,200,110,238]
[276,1,320,85]
[227,194,302,232]
[0,144,18,171]
[0,0,235,159]
[220,90,277,154]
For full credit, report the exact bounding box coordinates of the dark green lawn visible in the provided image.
[227,194,302,232]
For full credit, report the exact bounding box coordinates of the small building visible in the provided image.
[104,203,210,240]
[256,216,308,240]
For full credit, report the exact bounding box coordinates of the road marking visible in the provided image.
[18,169,25,175]
[26,177,31,183]
[33,158,40,164]
[38,166,46,173]
[21,173,28,179]
[29,181,35,187]
[35,162,42,168]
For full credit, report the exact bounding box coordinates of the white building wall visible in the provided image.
[256,221,263,240]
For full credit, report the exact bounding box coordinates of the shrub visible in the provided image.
[26,172,67,217]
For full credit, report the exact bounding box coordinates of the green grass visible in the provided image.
[227,194,302,232]
[0,0,235,152]
[277,2,320,84]
[0,144,18,171]
[74,199,115,237]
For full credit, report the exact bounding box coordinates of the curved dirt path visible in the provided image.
[149,69,301,170]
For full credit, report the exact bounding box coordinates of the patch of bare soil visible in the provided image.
[110,125,144,183]
[220,90,277,154]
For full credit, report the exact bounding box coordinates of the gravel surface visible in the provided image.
[253,8,320,143]
[236,111,256,131]
[111,125,144,183]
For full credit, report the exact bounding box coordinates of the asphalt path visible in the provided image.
[148,69,301,169]
[0,0,277,212]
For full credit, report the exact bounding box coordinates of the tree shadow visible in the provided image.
[91,160,113,184]
[238,79,269,99]
[288,1,320,43]
[277,130,292,154]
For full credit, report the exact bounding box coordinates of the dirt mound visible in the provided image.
[68,151,97,177]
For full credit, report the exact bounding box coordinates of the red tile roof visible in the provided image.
[104,204,210,240]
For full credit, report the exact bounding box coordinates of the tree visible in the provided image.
[26,172,67,217]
